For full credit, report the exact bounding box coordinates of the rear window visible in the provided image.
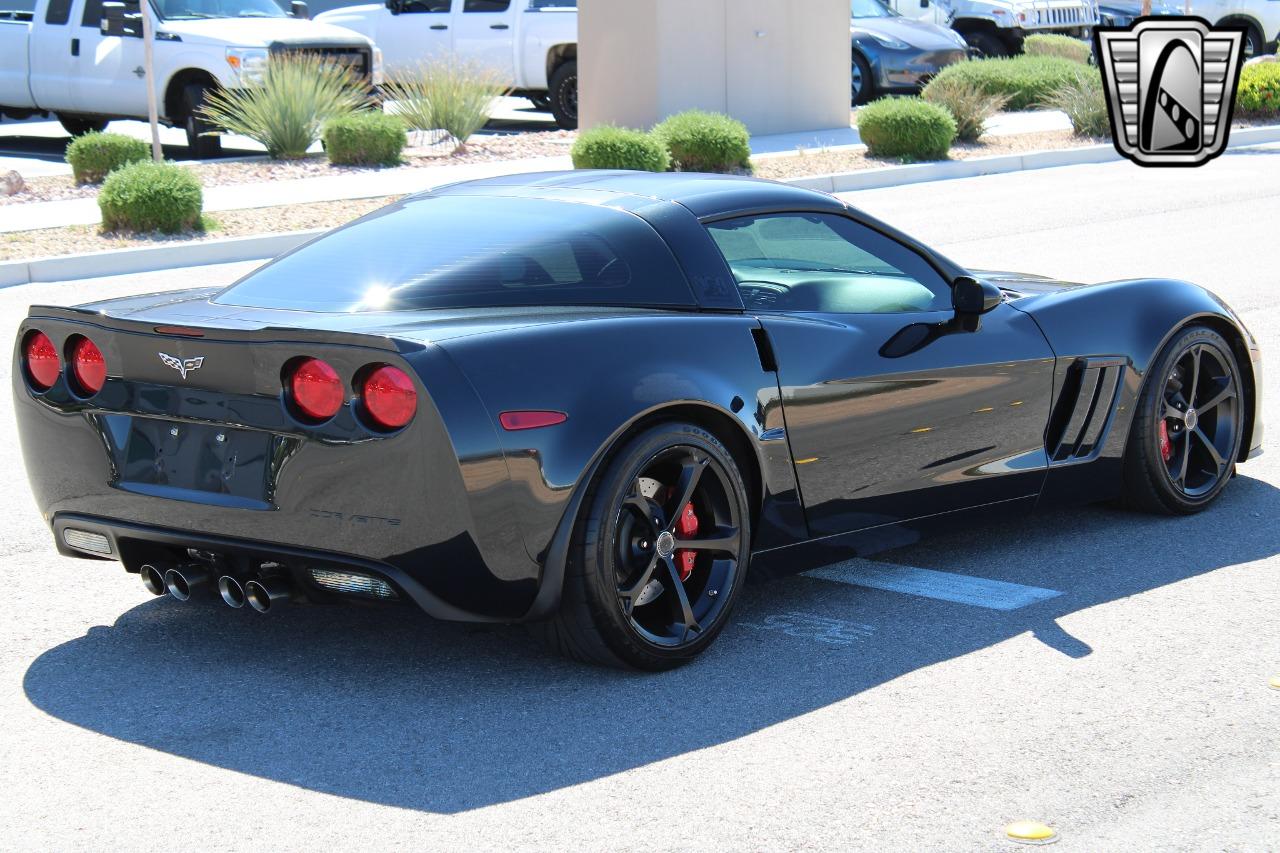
[215,195,695,312]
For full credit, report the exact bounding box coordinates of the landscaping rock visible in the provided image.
[0,170,24,197]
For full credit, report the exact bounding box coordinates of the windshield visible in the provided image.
[158,0,285,20]
[851,0,895,17]
[215,195,696,312]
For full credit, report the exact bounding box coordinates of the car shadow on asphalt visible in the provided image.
[22,473,1280,814]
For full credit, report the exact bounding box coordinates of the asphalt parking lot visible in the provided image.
[1,153,1278,850]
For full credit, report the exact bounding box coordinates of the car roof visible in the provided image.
[424,170,849,219]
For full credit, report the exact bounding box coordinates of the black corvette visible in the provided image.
[14,172,1263,670]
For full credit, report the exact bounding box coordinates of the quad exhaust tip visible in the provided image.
[245,577,293,613]
[163,564,210,601]
[140,563,167,596]
[218,575,246,608]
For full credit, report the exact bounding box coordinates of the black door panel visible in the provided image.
[763,304,1056,536]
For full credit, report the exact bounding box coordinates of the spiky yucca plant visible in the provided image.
[199,54,365,159]
[384,59,507,152]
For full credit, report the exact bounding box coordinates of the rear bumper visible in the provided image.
[53,512,510,622]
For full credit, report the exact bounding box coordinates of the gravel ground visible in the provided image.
[0,131,575,206]
[0,196,399,261]
[754,130,1105,180]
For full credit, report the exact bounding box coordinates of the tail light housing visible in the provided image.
[23,330,60,391]
[68,335,107,396]
[287,357,344,422]
[359,364,417,430]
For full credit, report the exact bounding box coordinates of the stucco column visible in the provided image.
[578,0,850,136]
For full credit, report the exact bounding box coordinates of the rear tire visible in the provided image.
[1121,325,1243,514]
[964,30,1010,58]
[58,115,109,136]
[547,60,578,130]
[538,422,751,670]
[183,83,222,160]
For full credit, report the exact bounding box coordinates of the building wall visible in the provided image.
[579,0,849,136]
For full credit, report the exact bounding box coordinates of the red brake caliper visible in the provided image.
[673,501,700,581]
[1158,420,1172,462]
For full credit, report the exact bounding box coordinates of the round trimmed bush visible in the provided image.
[857,97,957,160]
[571,126,670,172]
[98,161,203,234]
[1023,34,1092,64]
[323,111,407,166]
[652,109,752,173]
[1237,62,1280,116]
[66,132,150,185]
[927,56,1084,110]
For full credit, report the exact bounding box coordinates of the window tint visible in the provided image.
[3,0,34,12]
[45,0,72,23]
[463,0,508,10]
[705,213,951,314]
[216,196,695,312]
[80,0,106,25]
[397,0,449,11]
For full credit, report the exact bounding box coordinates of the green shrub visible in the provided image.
[98,161,203,233]
[322,111,407,166]
[1046,69,1110,137]
[1023,34,1092,64]
[1237,62,1280,116]
[927,56,1084,110]
[652,109,752,173]
[921,76,1010,142]
[65,132,150,185]
[199,54,365,159]
[857,97,957,160]
[571,126,670,171]
[384,59,507,151]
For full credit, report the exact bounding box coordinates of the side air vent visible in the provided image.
[1046,356,1126,463]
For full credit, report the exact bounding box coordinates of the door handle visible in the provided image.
[429,23,447,29]
[70,38,80,56]
[490,23,508,29]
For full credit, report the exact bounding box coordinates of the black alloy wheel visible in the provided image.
[540,422,750,670]
[58,115,109,136]
[548,60,578,130]
[1123,326,1243,513]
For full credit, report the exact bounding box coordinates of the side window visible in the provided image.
[463,0,508,9]
[80,0,104,26]
[400,0,450,11]
[46,0,73,24]
[704,212,952,314]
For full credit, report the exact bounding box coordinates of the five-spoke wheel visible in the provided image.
[542,422,749,670]
[1125,326,1244,513]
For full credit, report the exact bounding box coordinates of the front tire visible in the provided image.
[183,83,222,160]
[58,115,109,136]
[851,50,874,106]
[547,60,578,130]
[539,422,751,670]
[964,30,1010,58]
[1122,325,1244,514]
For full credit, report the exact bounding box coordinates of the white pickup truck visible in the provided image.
[316,0,578,128]
[887,0,1099,56]
[0,0,380,157]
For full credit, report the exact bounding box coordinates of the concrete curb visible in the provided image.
[3,124,1278,289]
[786,124,1280,193]
[0,228,323,289]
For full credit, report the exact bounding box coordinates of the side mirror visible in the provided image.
[100,0,142,36]
[291,0,309,16]
[951,275,1002,315]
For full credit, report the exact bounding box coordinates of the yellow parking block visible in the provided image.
[1005,820,1058,845]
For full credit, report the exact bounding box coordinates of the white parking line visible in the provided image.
[803,560,1062,611]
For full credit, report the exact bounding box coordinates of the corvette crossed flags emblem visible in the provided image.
[158,352,205,380]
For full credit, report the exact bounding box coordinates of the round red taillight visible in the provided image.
[24,331,60,391]
[69,336,107,396]
[360,365,417,430]
[288,358,344,422]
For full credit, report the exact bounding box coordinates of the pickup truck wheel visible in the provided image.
[964,30,1009,58]
[58,116,109,137]
[183,83,222,160]
[548,60,578,130]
